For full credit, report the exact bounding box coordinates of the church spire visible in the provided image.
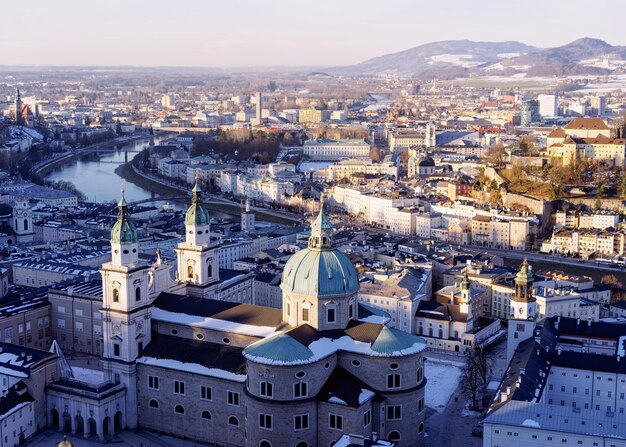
[111,186,137,245]
[308,194,334,251]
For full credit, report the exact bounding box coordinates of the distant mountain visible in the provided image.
[341,40,537,78]
[341,38,626,78]
[482,38,626,77]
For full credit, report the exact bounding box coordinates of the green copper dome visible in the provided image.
[185,180,211,226]
[281,197,359,298]
[281,249,360,298]
[515,258,533,284]
[111,190,138,244]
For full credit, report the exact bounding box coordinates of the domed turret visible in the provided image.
[110,188,139,266]
[185,177,210,227]
[111,189,137,245]
[281,195,359,330]
[184,175,211,246]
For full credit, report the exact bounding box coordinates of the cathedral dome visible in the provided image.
[110,190,138,244]
[281,197,359,298]
[185,180,210,226]
[281,249,359,298]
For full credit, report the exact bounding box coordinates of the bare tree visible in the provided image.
[461,356,482,411]
[461,346,493,410]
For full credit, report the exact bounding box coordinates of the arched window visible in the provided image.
[149,399,159,409]
[296,442,308,447]
[112,289,119,303]
[187,265,194,280]
[260,441,271,447]
[228,416,239,426]
[174,405,184,414]
[201,410,211,420]
[135,286,141,302]
[208,263,213,278]
[388,431,401,442]
[418,423,424,433]
[23,219,28,231]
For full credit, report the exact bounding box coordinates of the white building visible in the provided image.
[538,94,558,117]
[303,138,371,161]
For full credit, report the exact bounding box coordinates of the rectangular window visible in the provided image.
[259,413,272,430]
[201,386,212,401]
[75,309,83,316]
[418,398,424,413]
[294,414,309,430]
[260,381,273,398]
[294,382,308,398]
[57,319,66,329]
[329,413,343,430]
[18,324,23,334]
[26,322,31,331]
[327,308,336,323]
[75,322,83,332]
[364,409,371,426]
[113,343,120,357]
[387,405,401,420]
[57,306,65,313]
[228,391,240,406]
[93,325,102,335]
[302,308,309,322]
[174,380,185,395]
[148,376,159,390]
[387,373,401,389]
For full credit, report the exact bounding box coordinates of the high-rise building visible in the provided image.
[520,100,539,126]
[538,94,558,118]
[161,95,172,109]
[252,91,262,126]
[590,95,606,116]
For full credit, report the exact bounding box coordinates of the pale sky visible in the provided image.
[2,0,625,67]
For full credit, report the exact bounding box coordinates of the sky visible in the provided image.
[2,0,626,67]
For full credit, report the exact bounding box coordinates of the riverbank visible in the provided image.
[33,134,151,177]
[116,157,302,225]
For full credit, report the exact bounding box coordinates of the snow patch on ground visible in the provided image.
[425,358,463,412]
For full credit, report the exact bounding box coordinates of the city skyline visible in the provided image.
[3,0,626,67]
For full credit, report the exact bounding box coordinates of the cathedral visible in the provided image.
[27,182,429,446]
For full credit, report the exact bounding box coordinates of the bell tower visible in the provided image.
[175,176,219,298]
[241,197,255,233]
[507,259,537,361]
[14,88,23,126]
[12,197,34,242]
[459,270,474,332]
[100,188,151,429]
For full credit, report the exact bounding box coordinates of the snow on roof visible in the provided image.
[244,331,426,367]
[151,308,279,338]
[137,357,246,383]
[359,388,375,405]
[328,396,348,406]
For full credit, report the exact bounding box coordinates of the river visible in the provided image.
[44,138,300,224]
[46,139,155,204]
